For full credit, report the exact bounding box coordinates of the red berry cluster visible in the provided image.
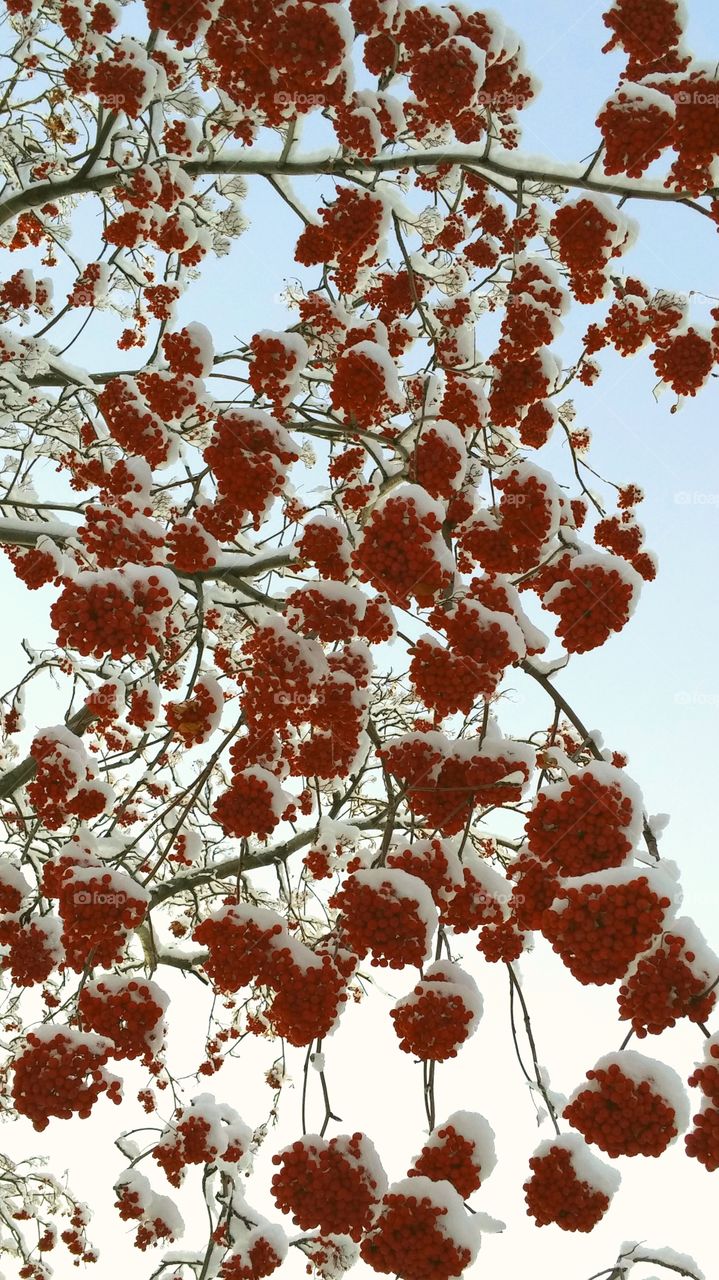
[476,917,526,963]
[686,1038,719,1170]
[4,544,60,589]
[488,350,554,427]
[524,1141,613,1231]
[353,490,452,608]
[295,518,351,581]
[194,905,286,993]
[461,466,557,575]
[295,190,385,293]
[360,1181,473,1280]
[651,328,715,397]
[380,734,532,835]
[409,1118,491,1199]
[540,555,637,654]
[202,409,299,531]
[264,949,350,1047]
[329,869,435,969]
[166,678,222,745]
[167,517,219,571]
[409,426,466,499]
[195,904,350,1046]
[618,930,717,1035]
[51,570,175,661]
[285,585,363,643]
[669,76,719,195]
[524,767,636,876]
[79,503,163,568]
[330,345,400,429]
[219,1235,284,1280]
[0,917,62,987]
[564,1059,680,1156]
[271,1132,384,1240]
[248,332,307,417]
[550,198,630,303]
[540,874,671,985]
[12,1029,121,1131]
[78,978,166,1062]
[212,767,295,840]
[602,0,684,75]
[97,376,169,466]
[391,964,481,1061]
[57,870,148,971]
[597,93,675,178]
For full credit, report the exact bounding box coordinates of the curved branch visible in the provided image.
[0,147,714,231]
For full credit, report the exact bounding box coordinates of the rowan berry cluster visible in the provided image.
[27,728,109,829]
[540,874,672,985]
[285,585,364,643]
[114,1171,182,1253]
[295,190,385,293]
[360,1179,474,1280]
[650,328,715,396]
[194,905,286,993]
[271,1133,385,1240]
[330,345,400,429]
[202,409,299,532]
[353,489,452,608]
[195,904,350,1045]
[618,930,718,1035]
[488,350,555,428]
[219,1234,285,1280]
[550,197,632,303]
[248,332,308,417]
[391,963,482,1060]
[408,1114,493,1200]
[167,517,219,572]
[78,977,166,1062]
[165,678,222,745]
[524,767,637,876]
[51,568,177,661]
[380,734,533,835]
[461,465,558,575]
[524,1140,614,1231]
[601,0,684,76]
[564,1058,681,1157]
[295,518,351,581]
[0,917,62,987]
[4,544,60,589]
[153,1095,251,1186]
[12,1029,121,1131]
[597,93,675,178]
[212,767,296,841]
[539,555,638,653]
[97,376,169,466]
[57,869,148,971]
[329,869,435,969]
[686,1038,719,1170]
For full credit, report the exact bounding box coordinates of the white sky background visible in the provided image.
[2,0,719,1277]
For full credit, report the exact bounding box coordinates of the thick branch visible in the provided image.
[0,706,95,800]
[0,148,713,231]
